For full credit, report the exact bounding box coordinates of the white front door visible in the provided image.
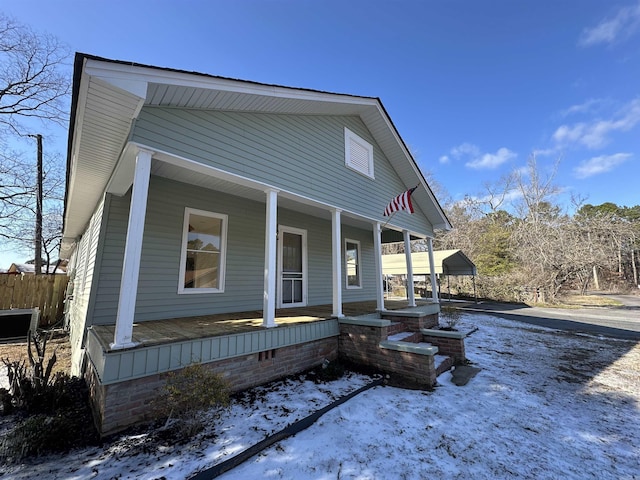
[278,226,307,308]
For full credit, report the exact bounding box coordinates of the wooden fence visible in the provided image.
[0,274,69,327]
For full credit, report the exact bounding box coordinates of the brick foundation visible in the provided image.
[86,337,338,436]
[338,323,436,389]
[422,332,466,363]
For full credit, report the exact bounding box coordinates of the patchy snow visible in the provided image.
[1,312,639,479]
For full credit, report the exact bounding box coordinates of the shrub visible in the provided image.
[440,306,462,330]
[0,332,99,463]
[153,363,230,443]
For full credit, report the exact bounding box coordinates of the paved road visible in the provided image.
[445,294,640,340]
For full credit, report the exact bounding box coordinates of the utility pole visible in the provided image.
[28,134,44,275]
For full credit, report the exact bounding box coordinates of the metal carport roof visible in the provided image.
[382,249,477,276]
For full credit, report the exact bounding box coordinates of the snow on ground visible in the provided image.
[1,312,639,479]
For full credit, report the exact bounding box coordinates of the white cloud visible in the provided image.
[451,143,480,159]
[560,98,606,117]
[574,153,632,178]
[579,1,640,46]
[443,143,516,170]
[465,147,517,170]
[553,98,640,149]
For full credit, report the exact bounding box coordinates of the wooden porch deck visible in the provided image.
[90,300,429,351]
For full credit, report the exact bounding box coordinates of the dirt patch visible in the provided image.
[0,331,72,377]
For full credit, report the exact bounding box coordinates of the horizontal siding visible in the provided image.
[67,196,106,374]
[86,319,340,384]
[92,176,381,324]
[131,108,433,234]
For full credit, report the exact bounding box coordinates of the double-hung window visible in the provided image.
[178,208,227,294]
[345,239,361,289]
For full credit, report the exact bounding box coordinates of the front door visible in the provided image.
[278,226,307,308]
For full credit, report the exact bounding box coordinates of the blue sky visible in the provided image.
[2,0,639,264]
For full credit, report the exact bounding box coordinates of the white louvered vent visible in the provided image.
[345,128,374,178]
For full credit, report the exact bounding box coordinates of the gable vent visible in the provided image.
[345,128,374,179]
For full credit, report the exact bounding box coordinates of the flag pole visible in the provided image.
[381,211,397,230]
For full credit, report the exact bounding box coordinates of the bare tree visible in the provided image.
[0,15,69,266]
[0,13,70,135]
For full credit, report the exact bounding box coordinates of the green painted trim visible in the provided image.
[338,315,391,327]
[421,328,467,339]
[86,319,340,385]
[381,303,440,318]
[379,340,439,356]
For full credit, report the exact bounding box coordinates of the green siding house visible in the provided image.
[62,54,451,434]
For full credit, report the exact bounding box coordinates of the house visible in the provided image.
[7,262,67,275]
[62,54,452,434]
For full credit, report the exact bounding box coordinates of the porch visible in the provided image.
[83,299,452,435]
[89,299,429,353]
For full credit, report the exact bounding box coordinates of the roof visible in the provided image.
[7,263,67,274]
[63,53,451,256]
[382,249,477,276]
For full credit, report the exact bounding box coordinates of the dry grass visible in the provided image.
[0,332,72,377]
[560,295,624,307]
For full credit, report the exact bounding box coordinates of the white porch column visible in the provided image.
[404,230,416,307]
[111,148,152,350]
[263,188,278,327]
[427,237,439,302]
[331,209,343,317]
[373,222,385,311]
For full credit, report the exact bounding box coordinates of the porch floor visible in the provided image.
[90,299,436,352]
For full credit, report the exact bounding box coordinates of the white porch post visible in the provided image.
[331,209,343,317]
[263,188,278,327]
[404,230,416,307]
[373,222,385,311]
[427,237,439,302]
[111,148,152,350]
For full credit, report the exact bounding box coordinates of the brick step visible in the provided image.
[435,355,454,376]
[387,322,407,336]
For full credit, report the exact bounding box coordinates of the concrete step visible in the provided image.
[379,340,438,356]
[387,331,422,343]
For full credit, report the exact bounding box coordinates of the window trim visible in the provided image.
[178,207,228,295]
[344,238,362,289]
[344,127,374,179]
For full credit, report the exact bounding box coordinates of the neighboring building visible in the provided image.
[62,54,451,434]
[7,263,67,275]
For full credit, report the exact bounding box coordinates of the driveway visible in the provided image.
[446,294,640,340]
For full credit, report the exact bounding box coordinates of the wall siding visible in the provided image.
[67,195,107,374]
[131,108,434,236]
[91,176,379,325]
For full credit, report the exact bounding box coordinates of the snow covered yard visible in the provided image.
[1,312,639,479]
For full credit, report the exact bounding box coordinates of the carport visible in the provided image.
[382,249,477,301]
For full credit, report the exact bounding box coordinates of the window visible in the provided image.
[344,127,374,178]
[178,208,227,294]
[345,239,361,289]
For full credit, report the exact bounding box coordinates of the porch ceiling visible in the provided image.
[63,54,450,256]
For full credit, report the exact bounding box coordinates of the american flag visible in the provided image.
[383,186,418,216]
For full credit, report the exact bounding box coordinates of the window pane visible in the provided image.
[184,250,219,289]
[282,232,302,272]
[346,241,360,287]
[187,214,221,253]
